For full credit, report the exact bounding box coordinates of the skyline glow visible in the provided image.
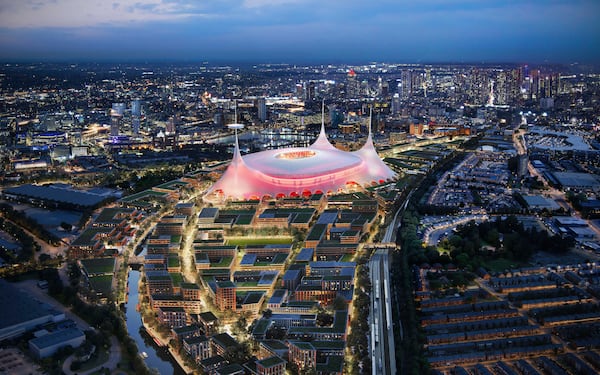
[0,0,599,63]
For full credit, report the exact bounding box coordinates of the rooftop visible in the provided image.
[29,327,84,350]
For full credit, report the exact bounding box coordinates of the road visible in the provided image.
[369,248,397,375]
[62,335,121,375]
[15,279,91,331]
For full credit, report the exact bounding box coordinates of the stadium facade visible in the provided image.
[205,108,396,201]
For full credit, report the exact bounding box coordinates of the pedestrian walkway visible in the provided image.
[62,336,121,375]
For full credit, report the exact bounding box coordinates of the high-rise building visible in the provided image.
[110,112,122,137]
[467,69,490,106]
[131,99,142,117]
[495,68,522,106]
[111,102,126,116]
[257,97,267,122]
[132,117,140,135]
[391,93,401,114]
[304,81,315,102]
[518,155,529,178]
[400,69,412,100]
[346,69,359,99]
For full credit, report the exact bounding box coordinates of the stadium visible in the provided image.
[204,111,397,201]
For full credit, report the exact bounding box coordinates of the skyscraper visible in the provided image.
[132,117,140,135]
[131,99,142,117]
[110,112,122,137]
[111,102,126,116]
[257,97,267,122]
[400,69,412,100]
[391,93,401,114]
[304,81,315,102]
[131,99,142,135]
[346,69,359,99]
[467,69,490,106]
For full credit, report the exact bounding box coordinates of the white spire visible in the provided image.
[228,100,245,163]
[368,106,372,136]
[359,105,375,151]
[320,99,326,136]
[310,99,337,151]
[233,127,241,160]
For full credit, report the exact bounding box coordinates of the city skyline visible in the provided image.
[1,0,599,63]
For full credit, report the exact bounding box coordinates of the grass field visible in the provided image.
[483,258,529,273]
[226,237,293,246]
[210,256,233,268]
[80,257,115,275]
[88,274,113,297]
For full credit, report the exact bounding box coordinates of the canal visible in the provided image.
[125,269,186,375]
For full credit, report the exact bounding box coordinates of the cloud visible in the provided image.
[0,0,212,28]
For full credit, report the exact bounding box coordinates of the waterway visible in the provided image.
[208,129,314,148]
[125,269,185,375]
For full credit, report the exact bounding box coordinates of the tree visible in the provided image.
[60,221,73,232]
[223,343,251,364]
[332,295,348,311]
[316,312,334,327]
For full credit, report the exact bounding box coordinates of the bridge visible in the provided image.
[128,255,145,269]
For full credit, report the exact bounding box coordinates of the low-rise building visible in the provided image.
[29,327,85,359]
[183,335,211,363]
[256,356,286,375]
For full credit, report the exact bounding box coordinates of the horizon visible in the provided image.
[0,60,595,68]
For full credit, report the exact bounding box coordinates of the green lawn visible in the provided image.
[237,281,259,287]
[88,275,113,296]
[483,258,529,273]
[169,272,184,286]
[226,237,293,246]
[210,256,233,268]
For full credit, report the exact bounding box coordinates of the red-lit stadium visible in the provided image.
[204,114,396,201]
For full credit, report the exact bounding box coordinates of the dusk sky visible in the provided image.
[0,0,599,63]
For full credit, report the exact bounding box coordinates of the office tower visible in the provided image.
[257,97,267,122]
[346,69,359,99]
[132,117,140,135]
[131,99,142,117]
[400,69,412,100]
[131,99,142,135]
[391,93,401,114]
[305,81,315,102]
[110,112,122,137]
[111,102,126,116]
[518,155,529,178]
